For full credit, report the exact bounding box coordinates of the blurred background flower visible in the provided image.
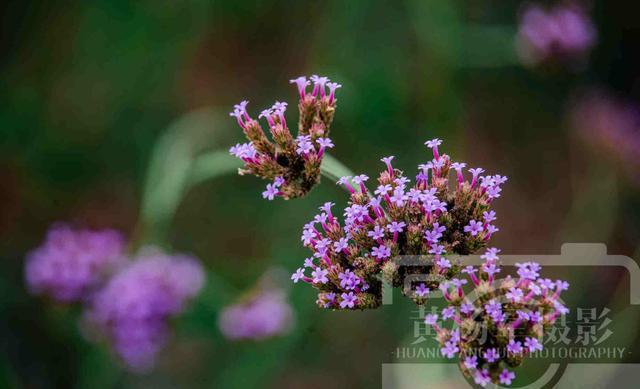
[83,248,204,372]
[517,2,596,68]
[568,89,640,185]
[218,268,294,341]
[25,224,125,303]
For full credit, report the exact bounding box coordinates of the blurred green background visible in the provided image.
[1,1,640,388]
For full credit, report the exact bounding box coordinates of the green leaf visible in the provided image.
[137,109,236,246]
[189,151,242,187]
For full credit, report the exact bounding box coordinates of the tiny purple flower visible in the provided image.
[424,313,439,325]
[442,306,456,320]
[262,183,280,200]
[484,348,499,363]
[507,339,523,354]
[441,341,459,359]
[333,237,349,252]
[506,287,524,303]
[424,138,442,159]
[464,355,478,369]
[340,292,357,308]
[499,369,515,385]
[483,210,496,223]
[289,76,310,99]
[387,221,406,233]
[311,268,329,284]
[380,156,395,176]
[291,268,306,283]
[525,337,543,353]
[460,303,475,316]
[371,245,391,260]
[326,82,342,103]
[367,225,386,240]
[474,369,491,387]
[415,283,429,297]
[464,220,484,236]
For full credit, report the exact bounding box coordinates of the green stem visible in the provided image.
[189,151,242,187]
[320,153,356,184]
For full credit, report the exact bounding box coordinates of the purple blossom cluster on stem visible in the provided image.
[425,248,569,387]
[291,139,507,310]
[229,75,341,200]
[517,2,596,67]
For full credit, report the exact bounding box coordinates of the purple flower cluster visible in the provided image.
[84,249,205,372]
[517,3,596,67]
[218,289,294,341]
[425,248,569,386]
[26,224,208,372]
[229,75,341,200]
[25,224,125,302]
[291,139,506,309]
[569,90,640,184]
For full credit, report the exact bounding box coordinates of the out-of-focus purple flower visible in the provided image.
[25,224,125,303]
[84,249,205,372]
[569,90,640,184]
[517,3,596,67]
[218,289,294,341]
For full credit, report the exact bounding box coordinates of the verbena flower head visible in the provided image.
[218,289,294,341]
[229,75,340,200]
[517,3,596,67]
[25,224,125,303]
[84,248,205,372]
[292,140,506,309]
[425,250,569,386]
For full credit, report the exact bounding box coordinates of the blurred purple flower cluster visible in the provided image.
[218,289,293,341]
[517,2,596,67]
[229,75,340,200]
[292,139,506,310]
[25,224,204,372]
[425,248,569,387]
[25,224,125,302]
[569,90,640,183]
[85,250,205,372]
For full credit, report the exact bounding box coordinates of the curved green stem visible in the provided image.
[321,153,374,196]
[135,111,357,248]
[189,151,242,187]
[320,153,356,184]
